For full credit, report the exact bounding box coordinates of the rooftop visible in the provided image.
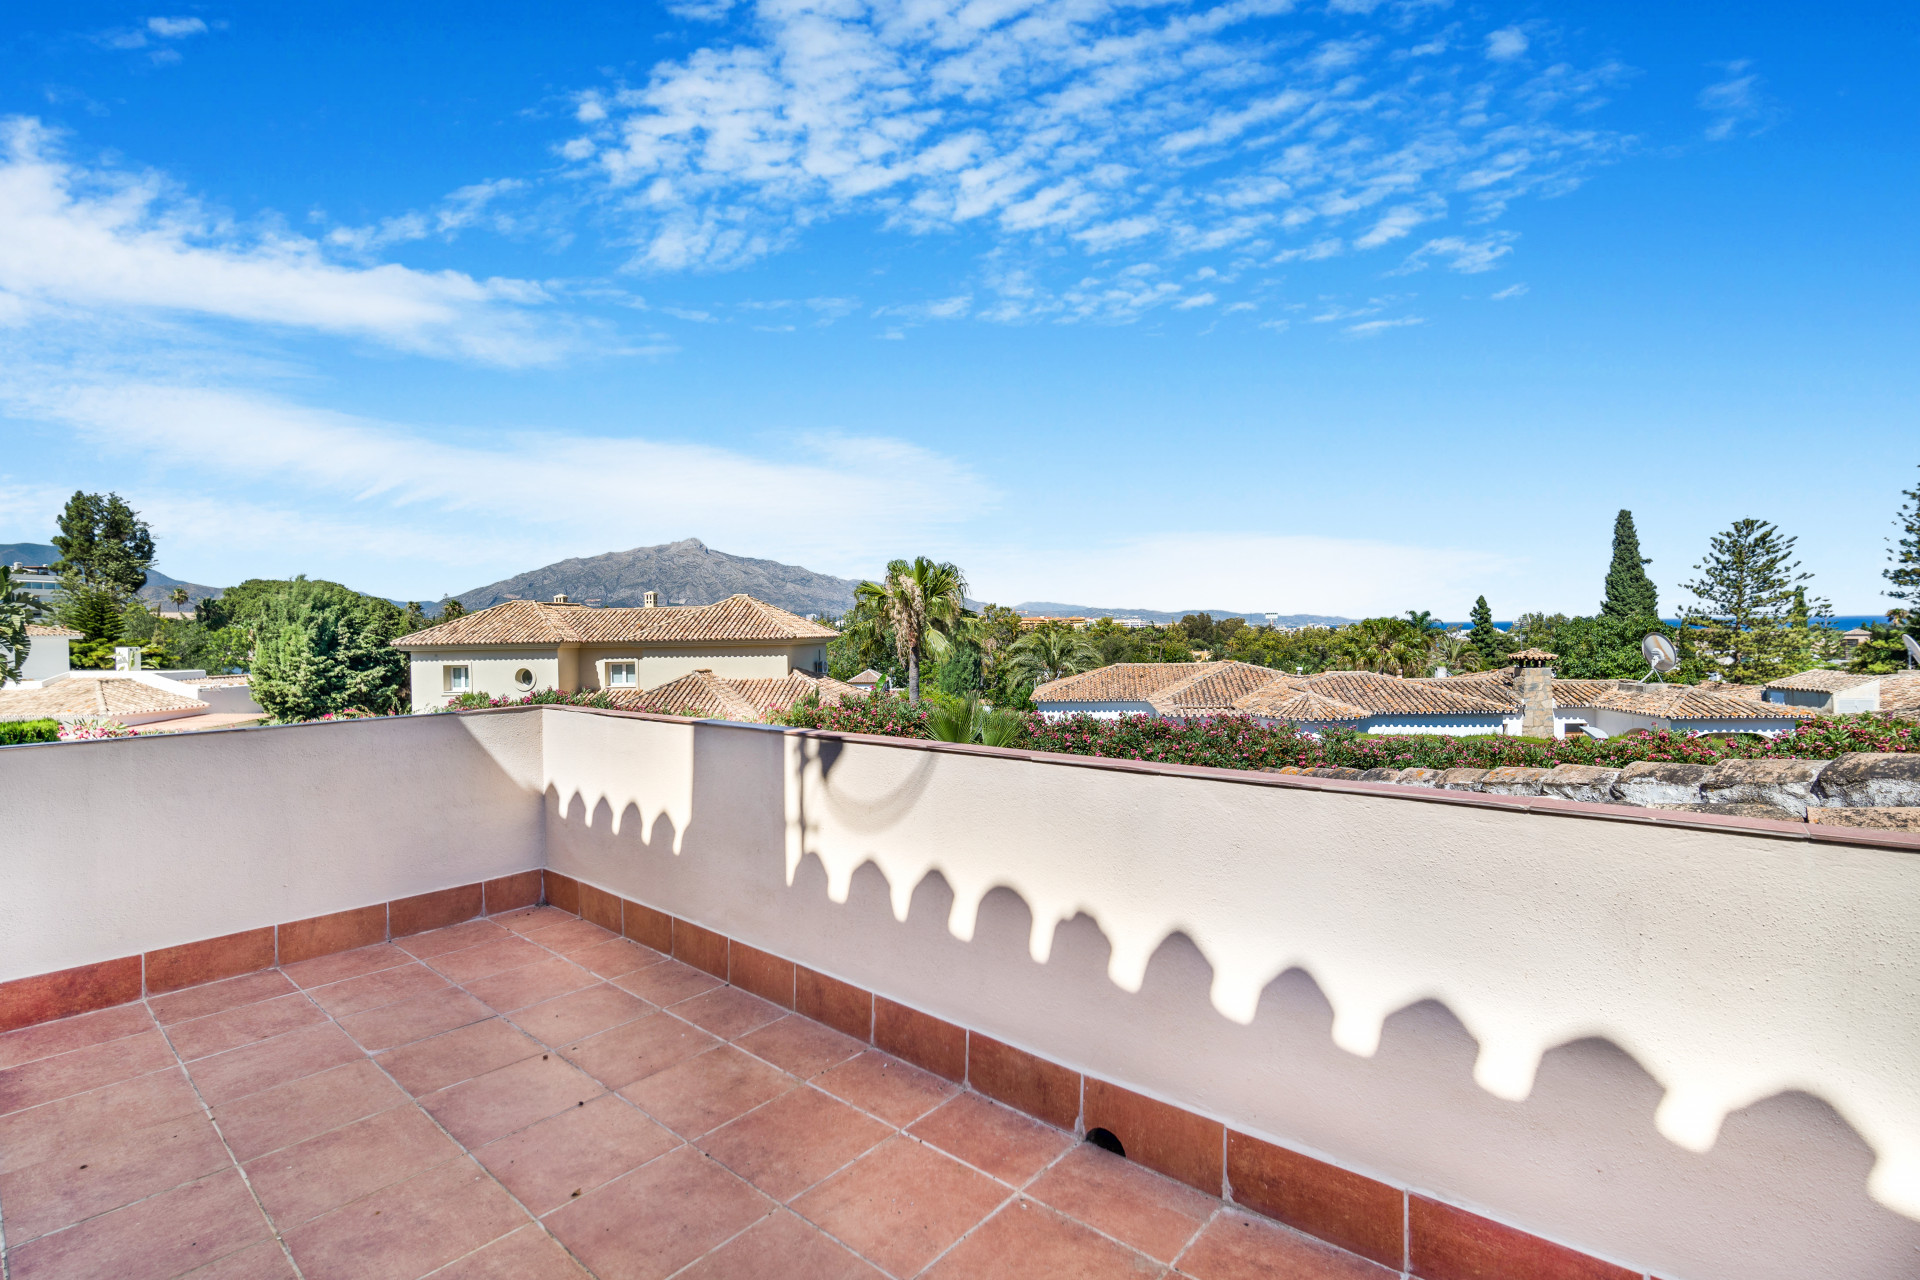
[23,624,85,639]
[0,675,207,721]
[605,669,865,722]
[391,594,838,649]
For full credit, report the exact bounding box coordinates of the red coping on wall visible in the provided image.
[0,864,1642,1278]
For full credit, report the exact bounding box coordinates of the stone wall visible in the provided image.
[1280,753,1920,828]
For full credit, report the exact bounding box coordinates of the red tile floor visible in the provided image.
[0,906,1394,1279]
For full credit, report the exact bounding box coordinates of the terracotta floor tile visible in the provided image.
[492,906,576,936]
[545,1145,773,1280]
[927,1198,1167,1280]
[150,970,297,1025]
[512,983,653,1046]
[621,1044,795,1138]
[678,1208,884,1280]
[421,1050,603,1147]
[0,1004,153,1070]
[672,986,786,1040]
[432,1223,589,1279]
[815,1049,960,1127]
[1175,1208,1395,1280]
[529,917,621,956]
[245,1103,463,1227]
[306,962,451,1018]
[1030,1143,1216,1263]
[282,943,412,990]
[793,1134,1011,1277]
[464,956,597,1013]
[214,1059,409,1161]
[6,1168,271,1280]
[699,1085,893,1201]
[910,1092,1075,1185]
[735,1015,865,1080]
[473,1093,678,1215]
[428,935,550,985]
[572,937,666,980]
[0,1067,201,1175]
[613,958,722,1006]
[188,1239,301,1278]
[338,985,496,1053]
[281,1157,527,1280]
[167,993,329,1062]
[397,918,508,959]
[562,1013,716,1090]
[378,1018,542,1095]
[0,1111,231,1242]
[0,1028,176,1114]
[185,1022,365,1107]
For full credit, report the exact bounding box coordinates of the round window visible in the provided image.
[514,668,535,691]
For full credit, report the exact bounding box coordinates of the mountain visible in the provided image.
[453,539,863,616]
[1009,601,1355,627]
[1,542,223,609]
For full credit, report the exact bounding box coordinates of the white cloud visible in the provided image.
[146,16,208,37]
[0,118,567,365]
[1395,232,1515,273]
[0,379,994,589]
[963,532,1519,617]
[1344,315,1423,335]
[1489,282,1527,300]
[1699,61,1766,141]
[1486,27,1529,61]
[1175,292,1217,309]
[566,0,1623,293]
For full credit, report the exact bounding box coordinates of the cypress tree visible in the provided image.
[1468,595,1506,666]
[1601,510,1659,619]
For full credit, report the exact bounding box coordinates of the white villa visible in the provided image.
[392,593,839,710]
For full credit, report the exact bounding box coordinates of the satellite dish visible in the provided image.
[1903,634,1920,668]
[1641,634,1678,681]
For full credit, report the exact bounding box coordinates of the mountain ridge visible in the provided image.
[1,541,223,608]
[452,538,862,616]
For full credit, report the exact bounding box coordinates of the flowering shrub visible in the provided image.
[784,693,931,738]
[57,717,140,740]
[440,689,613,712]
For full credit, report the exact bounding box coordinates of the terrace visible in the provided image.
[3,705,1918,1279]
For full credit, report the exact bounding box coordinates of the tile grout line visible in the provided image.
[149,986,311,1279]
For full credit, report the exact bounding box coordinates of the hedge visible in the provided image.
[0,719,60,745]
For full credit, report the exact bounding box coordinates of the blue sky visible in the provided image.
[0,1,1914,616]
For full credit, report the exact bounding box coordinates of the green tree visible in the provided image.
[1468,596,1507,668]
[0,566,32,683]
[440,598,467,620]
[402,602,431,633]
[1681,518,1817,682]
[853,558,969,704]
[1007,624,1100,687]
[1340,617,1426,676]
[1888,467,1920,607]
[223,577,410,716]
[1179,613,1219,651]
[1601,510,1660,619]
[52,492,155,598]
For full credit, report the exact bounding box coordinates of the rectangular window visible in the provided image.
[444,665,470,693]
[608,662,636,687]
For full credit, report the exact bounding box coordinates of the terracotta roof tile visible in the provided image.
[1290,671,1515,716]
[24,624,85,638]
[605,670,864,722]
[0,677,207,721]
[1033,662,1289,707]
[1765,670,1881,692]
[391,594,837,648]
[1236,688,1370,722]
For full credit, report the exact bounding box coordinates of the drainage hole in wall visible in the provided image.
[1085,1128,1125,1157]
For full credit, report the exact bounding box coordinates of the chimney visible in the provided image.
[642,591,659,608]
[1510,648,1558,738]
[552,593,569,604]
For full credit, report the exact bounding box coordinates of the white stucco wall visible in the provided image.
[409,649,564,709]
[1360,714,1507,737]
[541,708,1920,1280]
[18,634,70,683]
[1036,701,1156,720]
[1835,683,1882,714]
[0,712,545,981]
[582,643,819,689]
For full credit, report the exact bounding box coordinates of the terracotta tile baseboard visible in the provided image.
[0,865,1646,1280]
[535,875,1647,1280]
[0,867,541,1033]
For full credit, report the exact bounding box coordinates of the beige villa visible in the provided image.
[392,593,839,710]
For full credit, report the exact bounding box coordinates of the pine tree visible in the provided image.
[51,492,155,598]
[1468,595,1507,666]
[1601,509,1659,619]
[1888,466,1920,607]
[1681,518,1814,681]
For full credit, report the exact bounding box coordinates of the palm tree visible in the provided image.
[1007,624,1100,686]
[854,557,969,704]
[169,587,190,614]
[1426,631,1482,675]
[1344,617,1425,676]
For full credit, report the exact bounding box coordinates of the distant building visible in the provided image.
[7,564,61,610]
[392,593,838,710]
[1763,669,1920,716]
